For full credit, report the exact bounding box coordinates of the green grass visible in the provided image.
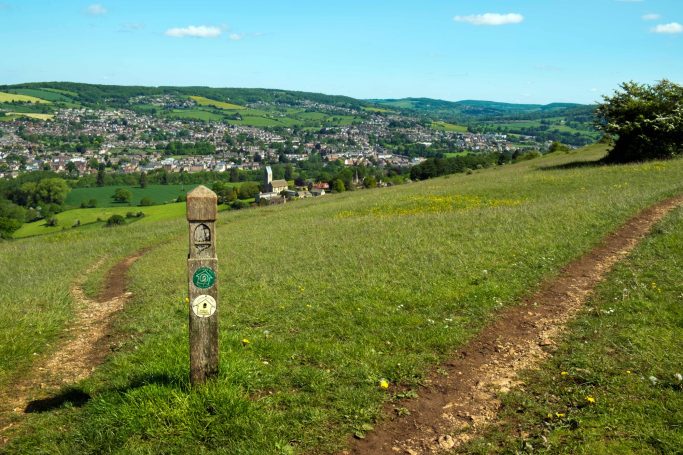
[8,88,73,102]
[462,207,683,454]
[3,144,683,453]
[190,95,245,110]
[167,109,224,121]
[65,184,197,209]
[12,203,190,238]
[432,121,468,133]
[0,91,50,104]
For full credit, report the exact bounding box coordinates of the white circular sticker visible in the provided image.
[191,295,216,318]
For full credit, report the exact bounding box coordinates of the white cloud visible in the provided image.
[651,22,683,34]
[454,13,524,26]
[229,33,244,41]
[642,13,661,21]
[86,4,107,15]
[165,25,222,38]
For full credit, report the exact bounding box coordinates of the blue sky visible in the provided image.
[1,0,682,104]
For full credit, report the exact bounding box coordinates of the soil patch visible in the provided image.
[0,250,148,444]
[348,195,683,455]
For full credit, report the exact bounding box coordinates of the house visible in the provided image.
[264,165,288,193]
[310,188,325,197]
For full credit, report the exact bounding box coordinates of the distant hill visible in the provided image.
[368,97,594,121]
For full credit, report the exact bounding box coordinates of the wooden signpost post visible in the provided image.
[187,185,219,385]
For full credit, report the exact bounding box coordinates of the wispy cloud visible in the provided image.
[229,33,244,41]
[454,13,524,26]
[651,22,683,34]
[86,4,107,15]
[165,25,222,38]
[642,13,661,21]
[119,23,145,32]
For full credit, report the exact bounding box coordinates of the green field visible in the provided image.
[65,184,197,208]
[432,120,468,132]
[167,109,225,121]
[12,202,189,238]
[0,91,50,104]
[8,88,73,102]
[2,144,683,453]
[190,95,245,110]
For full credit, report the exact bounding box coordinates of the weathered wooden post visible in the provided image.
[187,185,219,385]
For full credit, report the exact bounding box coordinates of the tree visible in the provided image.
[139,172,147,188]
[96,164,106,187]
[363,176,377,189]
[0,199,26,239]
[238,182,260,200]
[106,214,126,226]
[139,197,154,206]
[34,178,69,205]
[332,179,346,193]
[595,80,683,163]
[112,188,132,203]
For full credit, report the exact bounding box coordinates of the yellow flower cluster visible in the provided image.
[337,194,523,219]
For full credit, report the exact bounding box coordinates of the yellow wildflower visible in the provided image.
[555,413,565,418]
[185,297,190,303]
[379,379,389,389]
[586,396,596,404]
[561,371,569,376]
[241,338,250,346]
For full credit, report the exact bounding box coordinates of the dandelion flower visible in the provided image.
[586,396,596,404]
[241,338,250,346]
[379,379,389,389]
[561,371,569,376]
[555,413,565,418]
[185,297,190,303]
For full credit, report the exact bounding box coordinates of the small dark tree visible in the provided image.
[139,197,154,206]
[112,188,132,203]
[106,214,126,227]
[96,164,106,187]
[139,172,148,188]
[596,80,683,163]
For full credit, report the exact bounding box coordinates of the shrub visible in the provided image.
[596,80,683,162]
[106,214,126,227]
[139,197,154,207]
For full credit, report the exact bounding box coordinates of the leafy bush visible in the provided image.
[106,214,126,226]
[596,80,683,162]
[139,197,154,206]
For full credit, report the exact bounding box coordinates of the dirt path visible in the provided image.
[349,195,683,455]
[0,250,147,444]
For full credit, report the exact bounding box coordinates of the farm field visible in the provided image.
[462,206,683,454]
[190,95,245,110]
[2,144,683,453]
[432,120,468,132]
[0,91,50,104]
[3,112,54,121]
[65,184,198,208]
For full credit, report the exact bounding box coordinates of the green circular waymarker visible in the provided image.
[193,267,216,289]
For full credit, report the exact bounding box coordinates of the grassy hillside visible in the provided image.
[2,144,683,453]
[463,207,683,454]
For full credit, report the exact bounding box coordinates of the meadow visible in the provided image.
[0,91,50,104]
[463,206,683,454]
[65,184,197,209]
[190,95,245,110]
[12,202,189,238]
[2,144,683,453]
[431,120,468,132]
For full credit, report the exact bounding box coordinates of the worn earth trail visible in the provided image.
[0,250,147,445]
[349,194,683,455]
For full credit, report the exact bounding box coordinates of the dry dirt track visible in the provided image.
[348,194,683,455]
[0,251,147,445]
